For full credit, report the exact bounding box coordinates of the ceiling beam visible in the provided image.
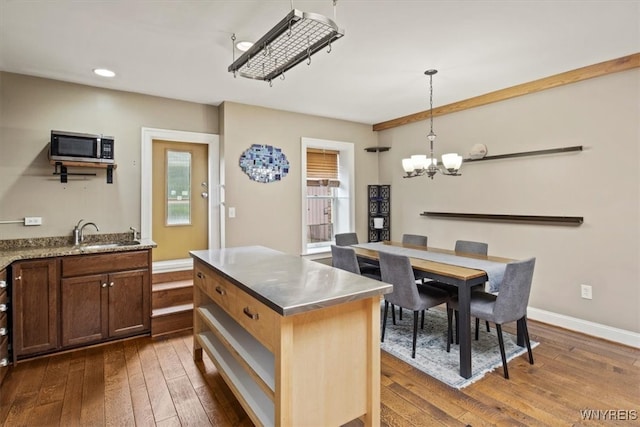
[372,53,640,132]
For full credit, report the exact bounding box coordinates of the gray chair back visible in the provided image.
[330,245,360,274]
[455,240,488,256]
[493,258,536,324]
[379,251,422,311]
[402,234,428,247]
[335,232,358,246]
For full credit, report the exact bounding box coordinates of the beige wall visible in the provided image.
[378,69,640,333]
[2,70,637,337]
[220,101,379,255]
[0,72,218,239]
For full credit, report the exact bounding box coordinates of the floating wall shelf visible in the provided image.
[51,160,116,184]
[421,212,584,225]
[464,145,582,162]
[364,146,391,153]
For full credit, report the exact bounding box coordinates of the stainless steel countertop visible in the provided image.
[190,246,392,316]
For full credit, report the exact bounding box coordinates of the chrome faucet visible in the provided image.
[73,219,99,245]
[129,226,141,241]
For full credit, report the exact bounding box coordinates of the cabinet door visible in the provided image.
[108,269,150,338]
[61,274,108,347]
[12,259,59,357]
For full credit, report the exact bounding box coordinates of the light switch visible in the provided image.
[228,207,236,218]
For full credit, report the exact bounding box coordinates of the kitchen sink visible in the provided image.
[77,240,141,250]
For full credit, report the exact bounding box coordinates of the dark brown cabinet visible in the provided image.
[60,251,150,348]
[11,259,59,358]
[9,249,151,360]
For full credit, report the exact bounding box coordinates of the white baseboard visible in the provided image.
[152,258,193,274]
[528,307,640,348]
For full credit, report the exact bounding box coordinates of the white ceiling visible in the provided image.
[1,1,638,125]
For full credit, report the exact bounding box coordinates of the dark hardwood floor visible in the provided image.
[1,319,638,426]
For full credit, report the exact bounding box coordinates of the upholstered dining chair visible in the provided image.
[429,240,491,340]
[330,245,380,280]
[335,232,359,247]
[334,232,380,278]
[446,257,536,379]
[379,251,450,358]
[401,233,430,285]
[401,233,428,247]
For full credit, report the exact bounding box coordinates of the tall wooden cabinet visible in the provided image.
[368,184,391,242]
[11,259,59,358]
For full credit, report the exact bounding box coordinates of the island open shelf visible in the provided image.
[191,246,392,427]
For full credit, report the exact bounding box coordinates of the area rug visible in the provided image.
[380,305,538,389]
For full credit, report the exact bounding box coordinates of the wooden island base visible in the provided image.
[191,247,391,426]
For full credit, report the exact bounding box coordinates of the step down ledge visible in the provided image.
[152,280,193,292]
[152,303,194,318]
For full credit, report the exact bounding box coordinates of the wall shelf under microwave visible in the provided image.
[50,160,117,184]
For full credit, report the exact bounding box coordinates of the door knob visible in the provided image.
[201,192,208,199]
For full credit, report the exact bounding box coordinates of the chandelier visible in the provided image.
[402,70,463,179]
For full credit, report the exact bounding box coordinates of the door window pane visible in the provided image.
[166,150,191,225]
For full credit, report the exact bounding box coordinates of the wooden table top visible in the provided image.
[351,241,515,281]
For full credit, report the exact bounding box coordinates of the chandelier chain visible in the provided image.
[429,72,434,135]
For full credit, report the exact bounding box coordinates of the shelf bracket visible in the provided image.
[53,162,98,183]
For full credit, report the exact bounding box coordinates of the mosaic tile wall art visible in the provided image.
[239,144,290,183]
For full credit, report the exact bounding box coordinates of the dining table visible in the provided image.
[351,241,520,379]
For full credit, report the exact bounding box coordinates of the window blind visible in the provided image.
[307,148,339,186]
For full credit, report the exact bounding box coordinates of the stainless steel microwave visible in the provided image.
[49,130,115,164]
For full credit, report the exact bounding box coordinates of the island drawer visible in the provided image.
[61,251,149,277]
[193,260,277,352]
[232,288,278,352]
[194,262,236,312]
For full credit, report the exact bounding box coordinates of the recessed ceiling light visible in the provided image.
[236,41,254,52]
[93,68,116,78]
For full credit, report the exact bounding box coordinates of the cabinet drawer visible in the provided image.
[232,289,278,352]
[0,288,6,306]
[62,251,149,277]
[195,264,236,312]
[0,312,6,330]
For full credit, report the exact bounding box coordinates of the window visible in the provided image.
[301,138,355,255]
[166,150,191,225]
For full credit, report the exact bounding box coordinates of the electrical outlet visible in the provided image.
[228,207,236,218]
[24,217,42,226]
[580,284,593,300]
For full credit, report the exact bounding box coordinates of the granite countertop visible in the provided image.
[0,233,157,271]
[191,246,392,316]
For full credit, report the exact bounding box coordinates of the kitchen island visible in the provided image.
[191,246,392,427]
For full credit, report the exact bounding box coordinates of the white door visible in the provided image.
[141,128,220,272]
